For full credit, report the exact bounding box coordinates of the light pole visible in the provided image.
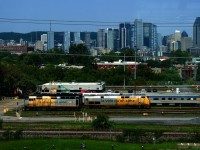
[124,54,125,89]
[134,49,137,95]
[153,137,156,149]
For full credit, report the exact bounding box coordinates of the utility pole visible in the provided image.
[124,54,125,89]
[134,49,137,95]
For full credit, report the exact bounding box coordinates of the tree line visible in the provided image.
[0,44,196,97]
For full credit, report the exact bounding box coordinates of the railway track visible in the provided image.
[0,130,196,140]
[23,107,200,117]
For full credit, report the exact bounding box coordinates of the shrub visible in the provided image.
[13,129,23,140]
[92,114,113,130]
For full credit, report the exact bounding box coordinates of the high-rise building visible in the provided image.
[134,19,143,49]
[181,37,192,51]
[41,34,47,44]
[181,30,188,38]
[174,30,181,42]
[193,17,200,47]
[84,32,91,49]
[63,32,71,53]
[35,41,44,51]
[74,32,81,44]
[119,22,132,49]
[97,29,105,48]
[47,31,54,50]
[143,23,158,51]
[107,28,119,51]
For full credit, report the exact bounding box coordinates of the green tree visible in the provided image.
[100,51,120,62]
[48,48,65,54]
[21,53,43,66]
[92,114,113,130]
[13,129,23,140]
[68,44,92,65]
[170,49,191,65]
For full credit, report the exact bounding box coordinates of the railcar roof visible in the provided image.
[42,82,105,86]
[146,92,200,96]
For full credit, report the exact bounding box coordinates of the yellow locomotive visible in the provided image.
[83,93,150,108]
[24,93,151,110]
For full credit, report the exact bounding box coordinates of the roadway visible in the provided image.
[1,115,200,125]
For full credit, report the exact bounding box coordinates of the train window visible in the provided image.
[162,98,165,100]
[125,96,129,98]
[95,102,100,104]
[89,102,94,104]
[153,98,159,100]
[168,98,172,100]
[173,98,176,100]
[181,98,184,100]
[194,98,196,100]
[101,96,104,98]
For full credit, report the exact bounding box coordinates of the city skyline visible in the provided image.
[0,0,199,36]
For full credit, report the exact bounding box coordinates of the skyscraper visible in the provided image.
[143,23,158,51]
[134,19,143,49]
[97,29,105,48]
[119,22,132,49]
[47,31,54,50]
[74,32,81,44]
[107,28,119,51]
[84,32,91,50]
[174,30,181,42]
[193,17,200,47]
[41,34,47,44]
[63,32,71,53]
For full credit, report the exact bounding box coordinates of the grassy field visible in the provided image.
[0,138,178,150]
[2,121,200,133]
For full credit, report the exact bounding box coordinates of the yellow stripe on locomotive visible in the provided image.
[116,95,150,108]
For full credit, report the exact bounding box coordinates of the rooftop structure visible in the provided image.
[37,81,106,94]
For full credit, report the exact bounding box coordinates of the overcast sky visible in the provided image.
[0,0,199,36]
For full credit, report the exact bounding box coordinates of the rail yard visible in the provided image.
[1,82,200,148]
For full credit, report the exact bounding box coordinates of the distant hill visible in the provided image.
[0,31,97,44]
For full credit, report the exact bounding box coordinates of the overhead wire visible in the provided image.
[0,17,195,28]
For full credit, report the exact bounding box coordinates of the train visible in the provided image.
[146,92,200,106]
[24,81,200,109]
[24,92,151,110]
[36,81,106,94]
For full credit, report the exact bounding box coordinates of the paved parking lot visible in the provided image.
[0,98,24,115]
